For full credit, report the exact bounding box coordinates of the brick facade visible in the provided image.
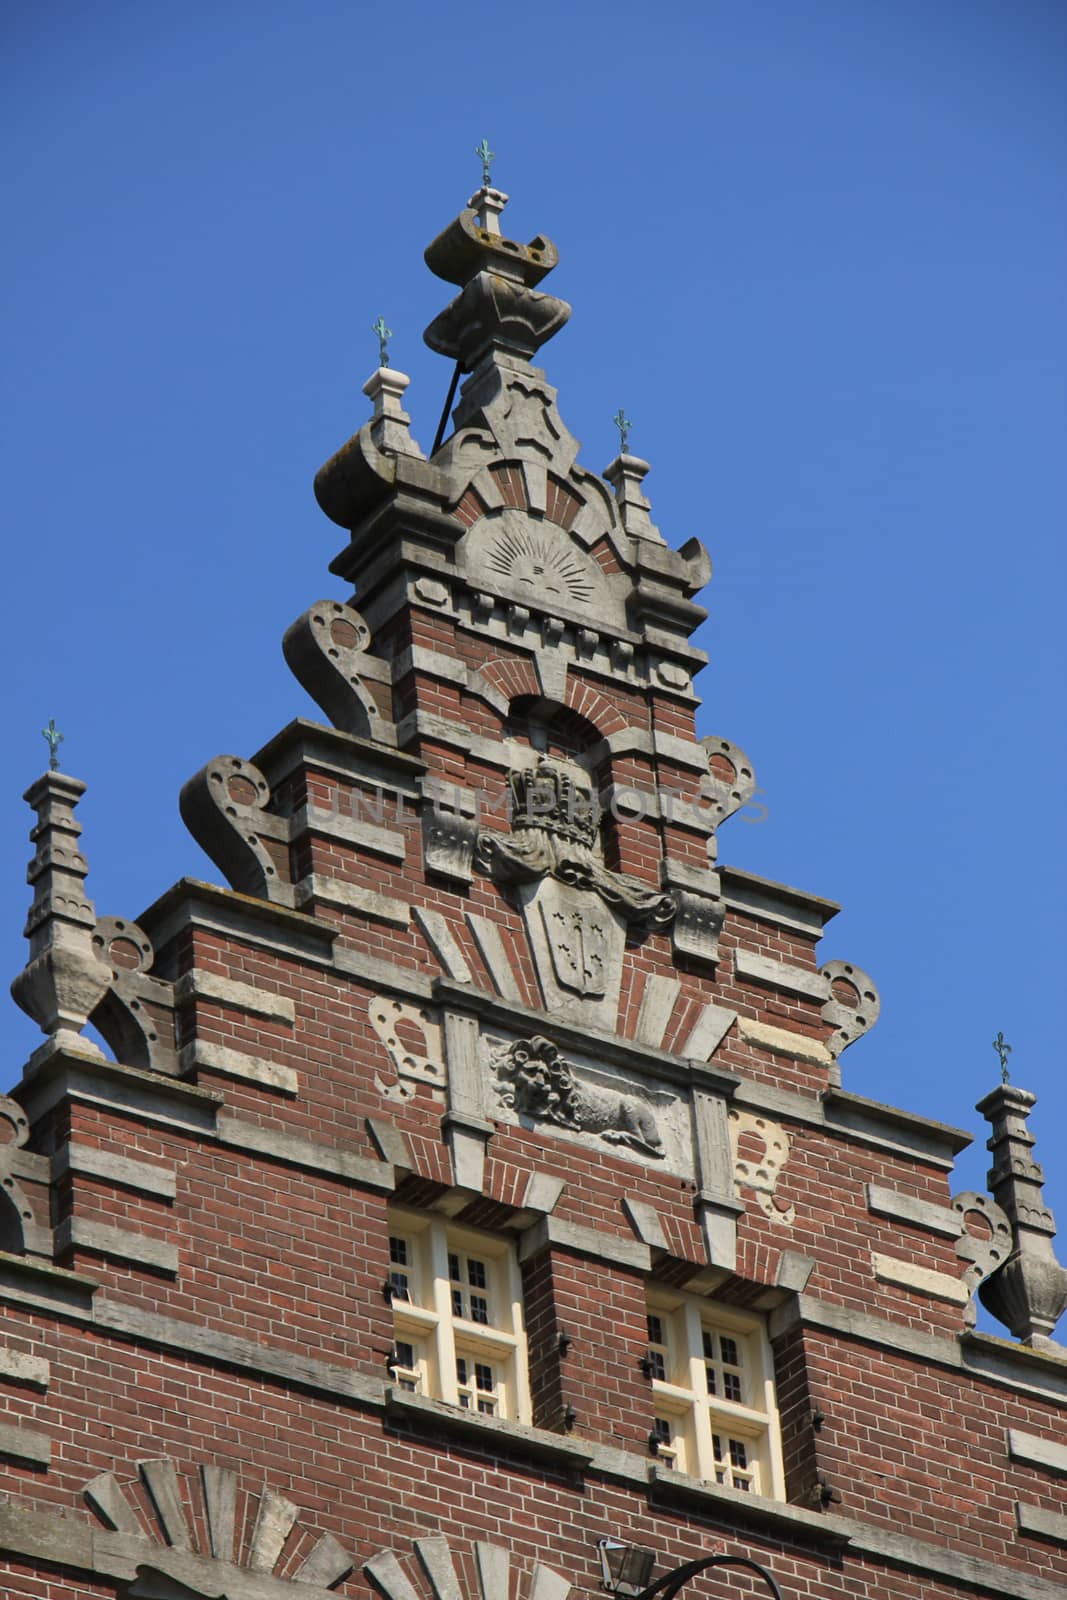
[3,181,1065,1600]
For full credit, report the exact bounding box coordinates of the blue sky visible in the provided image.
[3,2,1065,1320]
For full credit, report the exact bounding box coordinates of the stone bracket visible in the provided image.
[820,960,881,1077]
[669,885,724,966]
[179,756,293,907]
[91,916,177,1075]
[282,598,397,746]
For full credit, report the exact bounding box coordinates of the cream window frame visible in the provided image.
[387,1210,531,1425]
[646,1290,785,1498]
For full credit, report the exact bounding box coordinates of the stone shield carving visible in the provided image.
[537,879,613,998]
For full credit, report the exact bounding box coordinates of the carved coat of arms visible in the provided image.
[474,755,675,1027]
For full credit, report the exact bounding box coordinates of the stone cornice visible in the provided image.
[139,877,339,966]
[0,1250,98,1317]
[823,1086,972,1160]
[431,976,741,1098]
[251,716,426,793]
[772,1293,1067,1405]
[14,1045,222,1133]
[720,865,840,934]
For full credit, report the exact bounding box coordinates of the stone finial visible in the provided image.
[976,1082,1067,1348]
[361,367,425,459]
[10,772,113,1058]
[602,453,664,543]
[422,192,568,370]
[470,184,508,237]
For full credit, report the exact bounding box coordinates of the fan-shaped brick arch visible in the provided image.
[474,654,541,707]
[564,677,628,737]
[474,657,629,742]
[454,465,585,533]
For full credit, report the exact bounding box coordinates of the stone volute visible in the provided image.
[976,1081,1067,1348]
[10,770,112,1059]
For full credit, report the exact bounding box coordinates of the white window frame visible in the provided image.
[646,1289,785,1498]
[387,1210,531,1425]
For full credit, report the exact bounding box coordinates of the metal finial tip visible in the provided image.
[474,138,495,188]
[41,718,63,772]
[612,408,633,455]
[371,315,392,369]
[992,1030,1012,1083]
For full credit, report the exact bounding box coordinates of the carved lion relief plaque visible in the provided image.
[483,1032,693,1177]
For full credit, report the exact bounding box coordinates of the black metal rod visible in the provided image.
[632,1553,785,1600]
[431,359,463,455]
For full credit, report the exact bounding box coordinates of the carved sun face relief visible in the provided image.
[461,507,625,627]
[485,523,594,605]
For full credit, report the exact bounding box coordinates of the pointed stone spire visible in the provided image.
[363,366,425,459]
[976,1081,1067,1348]
[10,771,112,1060]
[603,452,664,543]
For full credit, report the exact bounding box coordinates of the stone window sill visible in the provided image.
[649,1464,851,1550]
[383,1386,594,1469]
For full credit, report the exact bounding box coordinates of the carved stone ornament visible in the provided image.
[91,916,177,1075]
[951,1189,1013,1328]
[282,598,396,745]
[475,756,675,1029]
[484,1033,693,1177]
[701,735,757,826]
[729,1109,796,1226]
[421,801,479,883]
[490,1034,664,1158]
[976,1083,1067,1347]
[0,1093,42,1256]
[820,960,881,1064]
[368,996,444,1103]
[179,756,292,906]
[82,1455,353,1596]
[424,270,571,367]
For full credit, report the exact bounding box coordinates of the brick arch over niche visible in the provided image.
[474,657,629,744]
[504,693,604,762]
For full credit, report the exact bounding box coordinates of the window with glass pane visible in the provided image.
[711,1431,755,1491]
[388,1339,422,1393]
[644,1291,784,1499]
[646,1313,669,1381]
[388,1235,413,1302]
[702,1325,744,1403]
[456,1354,498,1414]
[386,1210,530,1425]
[449,1249,491,1324]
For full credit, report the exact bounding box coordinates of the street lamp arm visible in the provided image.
[633,1554,785,1600]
